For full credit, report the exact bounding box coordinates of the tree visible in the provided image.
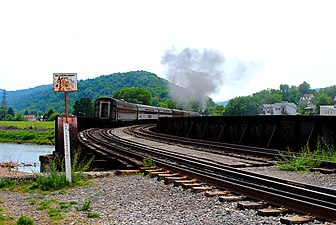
[208,104,225,116]
[7,107,15,117]
[313,92,333,114]
[45,109,57,121]
[280,84,290,101]
[73,98,94,117]
[298,81,312,96]
[157,99,178,109]
[113,87,152,105]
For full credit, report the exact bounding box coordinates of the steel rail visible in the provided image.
[133,124,336,170]
[79,127,336,221]
[131,124,285,159]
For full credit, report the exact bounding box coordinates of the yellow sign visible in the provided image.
[53,73,78,92]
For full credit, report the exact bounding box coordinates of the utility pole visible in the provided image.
[0,89,7,119]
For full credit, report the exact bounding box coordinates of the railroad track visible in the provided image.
[78,125,336,222]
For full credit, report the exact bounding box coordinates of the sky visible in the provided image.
[0,0,335,102]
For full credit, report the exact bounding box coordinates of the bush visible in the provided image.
[16,216,34,225]
[33,148,94,191]
[276,137,336,172]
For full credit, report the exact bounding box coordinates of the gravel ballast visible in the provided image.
[1,170,334,224]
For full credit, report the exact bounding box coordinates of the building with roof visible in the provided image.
[261,102,297,115]
[320,96,336,116]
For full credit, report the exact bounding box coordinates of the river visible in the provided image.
[0,143,54,173]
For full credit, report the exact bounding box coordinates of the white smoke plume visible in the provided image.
[161,47,253,109]
[161,48,223,108]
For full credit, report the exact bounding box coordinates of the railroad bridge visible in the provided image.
[55,115,335,155]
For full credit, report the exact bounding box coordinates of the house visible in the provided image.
[299,94,316,114]
[261,102,297,115]
[24,114,38,122]
[299,94,315,105]
[320,96,336,116]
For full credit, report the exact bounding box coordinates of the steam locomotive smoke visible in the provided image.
[161,48,226,108]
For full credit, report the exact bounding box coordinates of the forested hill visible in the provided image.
[7,71,171,114]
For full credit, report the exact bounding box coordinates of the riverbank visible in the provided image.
[0,121,55,145]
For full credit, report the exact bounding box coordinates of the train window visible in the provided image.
[100,102,110,119]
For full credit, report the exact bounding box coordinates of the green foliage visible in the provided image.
[16,216,34,225]
[73,98,94,117]
[7,71,171,114]
[0,179,14,189]
[87,212,100,218]
[113,87,152,105]
[142,155,155,167]
[276,137,336,171]
[78,199,91,211]
[298,81,312,96]
[0,121,55,144]
[47,209,63,219]
[222,81,330,116]
[33,148,93,191]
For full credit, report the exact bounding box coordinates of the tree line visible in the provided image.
[2,72,335,121]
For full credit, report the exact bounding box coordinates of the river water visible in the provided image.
[0,143,55,173]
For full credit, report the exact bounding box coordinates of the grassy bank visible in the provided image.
[0,121,55,145]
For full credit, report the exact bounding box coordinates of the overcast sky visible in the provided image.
[1,0,335,102]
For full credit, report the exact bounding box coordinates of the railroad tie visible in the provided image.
[157,173,180,181]
[182,182,203,189]
[139,166,157,172]
[174,178,197,187]
[219,195,247,202]
[192,186,213,193]
[115,170,141,175]
[205,190,230,197]
[257,207,289,216]
[164,176,188,185]
[237,201,268,210]
[150,170,170,178]
[280,215,316,224]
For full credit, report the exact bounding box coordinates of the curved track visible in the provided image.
[78,125,336,222]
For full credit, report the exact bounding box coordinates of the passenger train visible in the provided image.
[94,97,200,123]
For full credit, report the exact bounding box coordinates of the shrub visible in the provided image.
[16,216,34,225]
[276,137,336,172]
[33,148,93,191]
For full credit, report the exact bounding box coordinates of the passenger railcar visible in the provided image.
[94,97,199,123]
[136,104,159,120]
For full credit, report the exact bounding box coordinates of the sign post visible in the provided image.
[53,73,78,182]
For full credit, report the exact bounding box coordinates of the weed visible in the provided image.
[58,202,71,210]
[143,155,155,167]
[47,209,63,219]
[69,201,78,205]
[276,137,336,172]
[36,199,57,210]
[16,216,34,225]
[136,172,146,176]
[33,147,93,191]
[0,179,14,189]
[78,199,91,211]
[87,212,100,218]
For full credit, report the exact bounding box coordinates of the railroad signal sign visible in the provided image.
[53,73,78,182]
[53,73,78,92]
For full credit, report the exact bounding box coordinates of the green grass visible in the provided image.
[0,121,55,145]
[276,137,336,172]
[0,121,54,130]
[87,212,100,218]
[31,148,94,191]
[16,216,34,225]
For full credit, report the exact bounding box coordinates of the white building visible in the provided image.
[261,102,297,115]
[320,96,336,116]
